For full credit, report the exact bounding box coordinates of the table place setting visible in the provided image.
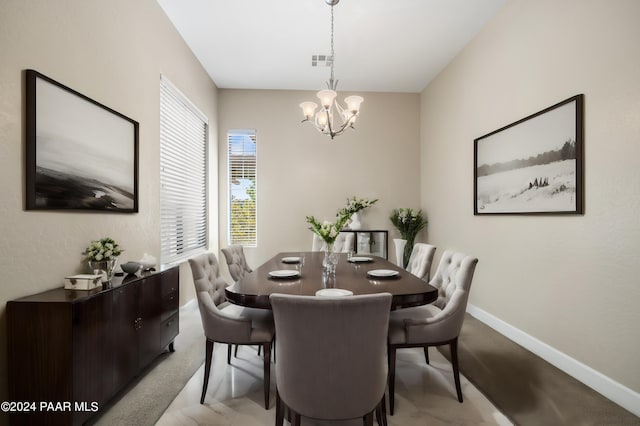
[281,256,300,264]
[267,270,300,279]
[315,288,354,297]
[347,256,374,263]
[366,269,400,279]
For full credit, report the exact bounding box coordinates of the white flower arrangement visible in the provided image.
[337,196,378,217]
[84,237,123,262]
[307,196,377,246]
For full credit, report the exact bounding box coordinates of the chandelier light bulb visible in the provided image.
[299,101,318,120]
[344,95,363,114]
[317,90,337,110]
[315,110,329,128]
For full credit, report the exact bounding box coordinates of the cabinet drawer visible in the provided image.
[161,312,179,349]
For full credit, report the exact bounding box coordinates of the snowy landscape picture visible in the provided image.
[474,95,583,214]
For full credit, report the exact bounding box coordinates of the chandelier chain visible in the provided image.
[330,4,335,84]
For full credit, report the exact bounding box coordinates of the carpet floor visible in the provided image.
[93,304,639,425]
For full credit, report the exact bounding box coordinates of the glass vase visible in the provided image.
[322,242,339,277]
[88,258,118,283]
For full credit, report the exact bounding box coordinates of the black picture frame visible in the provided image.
[474,94,584,215]
[25,69,139,212]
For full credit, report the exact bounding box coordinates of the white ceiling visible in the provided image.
[157,0,507,93]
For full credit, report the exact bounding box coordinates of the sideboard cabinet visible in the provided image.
[7,266,179,426]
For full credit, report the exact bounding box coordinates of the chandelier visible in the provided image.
[299,0,363,140]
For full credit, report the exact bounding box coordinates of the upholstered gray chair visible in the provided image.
[270,293,392,426]
[388,250,478,414]
[188,252,274,408]
[405,243,436,282]
[311,232,354,253]
[221,244,253,282]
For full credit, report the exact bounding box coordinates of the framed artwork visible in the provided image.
[474,94,584,215]
[25,69,139,212]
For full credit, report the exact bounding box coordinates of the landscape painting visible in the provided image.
[25,69,139,212]
[474,95,583,215]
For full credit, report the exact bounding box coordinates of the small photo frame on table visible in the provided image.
[474,94,584,215]
[25,69,139,212]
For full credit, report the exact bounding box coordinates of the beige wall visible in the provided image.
[217,89,421,275]
[420,0,640,395]
[0,0,218,417]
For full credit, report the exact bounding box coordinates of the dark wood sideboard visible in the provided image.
[6,266,179,426]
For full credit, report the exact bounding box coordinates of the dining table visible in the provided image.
[225,251,438,310]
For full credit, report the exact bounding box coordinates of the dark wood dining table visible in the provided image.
[225,251,438,310]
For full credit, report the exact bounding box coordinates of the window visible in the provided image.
[228,130,257,246]
[159,75,208,264]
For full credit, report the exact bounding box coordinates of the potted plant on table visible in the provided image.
[389,208,427,268]
[84,237,123,282]
[338,196,378,229]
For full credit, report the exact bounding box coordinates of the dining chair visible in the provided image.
[405,243,436,282]
[270,293,392,426]
[312,232,354,252]
[188,252,274,408]
[221,244,253,282]
[387,250,478,414]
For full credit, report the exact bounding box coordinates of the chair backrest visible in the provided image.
[188,252,251,343]
[221,244,252,282]
[415,250,478,341]
[405,243,436,281]
[270,293,392,420]
[311,232,354,252]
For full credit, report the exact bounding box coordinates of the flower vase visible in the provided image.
[403,237,415,269]
[89,258,118,283]
[349,212,362,230]
[322,243,339,277]
[393,238,407,268]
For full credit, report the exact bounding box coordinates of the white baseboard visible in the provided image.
[180,297,197,310]
[466,304,640,417]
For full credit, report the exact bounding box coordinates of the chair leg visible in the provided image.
[375,394,387,426]
[450,339,463,403]
[380,394,388,426]
[291,411,301,426]
[258,345,261,356]
[363,410,374,425]
[388,345,397,415]
[201,340,214,404]
[275,389,284,426]
[235,344,239,357]
[227,344,232,364]
[423,346,430,365]
[263,342,271,409]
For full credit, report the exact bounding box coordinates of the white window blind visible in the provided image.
[160,75,208,264]
[228,130,257,247]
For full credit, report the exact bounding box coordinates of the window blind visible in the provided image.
[228,130,257,247]
[160,75,208,264]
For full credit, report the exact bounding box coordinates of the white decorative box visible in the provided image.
[64,274,103,290]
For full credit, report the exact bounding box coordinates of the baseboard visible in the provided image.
[466,304,640,417]
[180,297,197,310]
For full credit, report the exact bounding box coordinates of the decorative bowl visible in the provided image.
[121,261,141,274]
